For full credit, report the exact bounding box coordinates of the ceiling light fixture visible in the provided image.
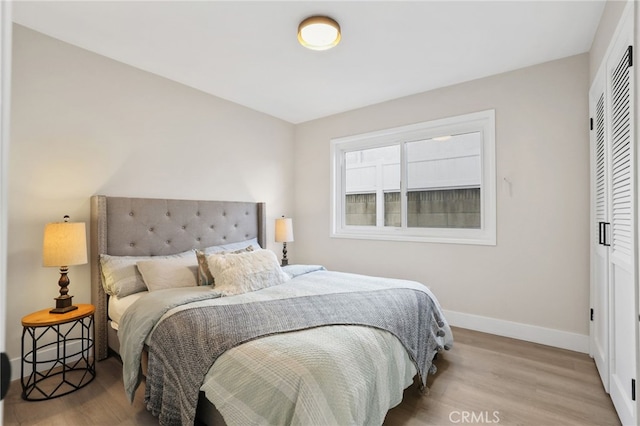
[298,16,341,51]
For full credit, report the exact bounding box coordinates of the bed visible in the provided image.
[90,195,453,426]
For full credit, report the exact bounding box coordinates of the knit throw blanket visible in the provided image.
[145,287,447,425]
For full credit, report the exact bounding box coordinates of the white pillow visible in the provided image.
[136,257,198,292]
[207,249,290,296]
[99,250,193,297]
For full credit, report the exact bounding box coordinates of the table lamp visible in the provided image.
[42,215,88,313]
[275,216,294,266]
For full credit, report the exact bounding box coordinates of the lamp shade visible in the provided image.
[275,217,294,243]
[43,221,88,267]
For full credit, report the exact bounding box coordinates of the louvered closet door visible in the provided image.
[590,86,609,392]
[607,39,636,426]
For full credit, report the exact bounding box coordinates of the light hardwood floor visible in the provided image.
[4,327,620,425]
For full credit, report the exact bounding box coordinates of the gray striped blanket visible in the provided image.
[145,288,447,425]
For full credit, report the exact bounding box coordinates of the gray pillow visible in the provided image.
[100,250,193,297]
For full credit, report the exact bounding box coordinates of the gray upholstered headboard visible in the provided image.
[90,195,266,360]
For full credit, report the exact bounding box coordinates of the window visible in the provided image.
[331,110,496,245]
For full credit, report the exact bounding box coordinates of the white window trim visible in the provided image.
[330,109,496,245]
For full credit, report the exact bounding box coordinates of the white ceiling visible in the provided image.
[12,1,605,124]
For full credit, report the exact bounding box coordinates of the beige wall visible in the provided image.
[294,54,590,340]
[6,14,601,364]
[6,25,294,362]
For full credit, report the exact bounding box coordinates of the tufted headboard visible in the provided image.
[90,195,266,360]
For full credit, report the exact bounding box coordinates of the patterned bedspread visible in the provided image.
[202,325,418,425]
[119,265,453,426]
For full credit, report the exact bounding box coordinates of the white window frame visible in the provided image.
[330,110,496,245]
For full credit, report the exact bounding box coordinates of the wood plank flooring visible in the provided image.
[384,327,619,425]
[4,327,620,425]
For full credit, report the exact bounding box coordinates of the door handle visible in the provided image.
[598,222,611,246]
[599,222,604,245]
[604,222,611,247]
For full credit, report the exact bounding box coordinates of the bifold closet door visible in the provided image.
[589,5,636,425]
[606,18,636,426]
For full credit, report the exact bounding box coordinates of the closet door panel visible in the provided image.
[606,17,636,425]
[591,86,609,390]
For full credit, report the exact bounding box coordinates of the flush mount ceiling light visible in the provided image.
[297,16,341,51]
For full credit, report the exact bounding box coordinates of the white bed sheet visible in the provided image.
[109,291,148,330]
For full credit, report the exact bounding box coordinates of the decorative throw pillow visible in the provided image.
[194,249,215,286]
[136,257,199,292]
[99,250,193,297]
[194,245,254,286]
[206,249,289,296]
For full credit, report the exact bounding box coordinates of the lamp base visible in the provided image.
[50,295,78,314]
[281,242,289,267]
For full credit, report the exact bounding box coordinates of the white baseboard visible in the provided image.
[10,355,22,382]
[9,340,85,382]
[443,309,590,354]
[10,356,21,382]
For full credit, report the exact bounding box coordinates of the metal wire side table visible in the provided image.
[21,304,96,400]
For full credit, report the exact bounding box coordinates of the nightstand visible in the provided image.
[21,303,96,400]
